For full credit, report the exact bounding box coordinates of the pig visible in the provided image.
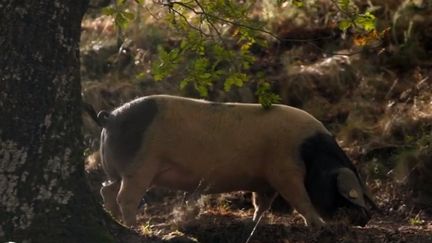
[84,95,376,227]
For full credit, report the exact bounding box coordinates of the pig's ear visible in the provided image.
[336,168,367,209]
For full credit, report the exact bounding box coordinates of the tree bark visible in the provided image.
[0,1,114,242]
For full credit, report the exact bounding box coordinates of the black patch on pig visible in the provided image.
[300,133,370,225]
[106,98,158,164]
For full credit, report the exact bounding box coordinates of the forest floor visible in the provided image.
[136,190,432,243]
[86,164,432,243]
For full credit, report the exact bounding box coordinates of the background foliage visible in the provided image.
[100,0,381,106]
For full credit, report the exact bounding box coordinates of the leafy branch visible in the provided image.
[150,0,271,104]
[104,0,384,107]
[167,1,279,40]
[331,0,377,33]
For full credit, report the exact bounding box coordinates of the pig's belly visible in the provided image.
[152,163,272,193]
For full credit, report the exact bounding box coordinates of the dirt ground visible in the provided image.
[138,192,432,243]
[85,165,432,243]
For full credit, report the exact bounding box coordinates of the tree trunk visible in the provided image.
[0,1,114,242]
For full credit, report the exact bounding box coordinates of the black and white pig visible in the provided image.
[84,95,376,227]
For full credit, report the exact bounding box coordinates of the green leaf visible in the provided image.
[338,19,352,31]
[180,78,191,90]
[123,11,135,21]
[136,72,146,79]
[154,74,163,81]
[195,83,209,97]
[292,0,304,7]
[199,73,212,80]
[152,60,167,81]
[193,58,209,72]
[116,0,126,6]
[256,82,281,109]
[224,73,247,91]
[151,46,182,81]
[102,6,116,16]
[354,12,376,31]
[168,49,179,61]
[115,14,129,29]
[338,0,350,11]
[180,39,188,49]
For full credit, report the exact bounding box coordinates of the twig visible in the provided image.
[160,0,382,57]
[167,0,350,44]
[245,213,265,243]
[170,1,281,40]
[193,0,226,44]
[171,8,210,37]
[385,78,399,99]
[144,5,161,20]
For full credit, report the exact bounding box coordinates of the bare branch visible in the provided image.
[144,5,161,20]
[170,7,210,37]
[193,0,225,43]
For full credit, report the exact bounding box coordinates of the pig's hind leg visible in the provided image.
[116,161,158,227]
[252,191,278,221]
